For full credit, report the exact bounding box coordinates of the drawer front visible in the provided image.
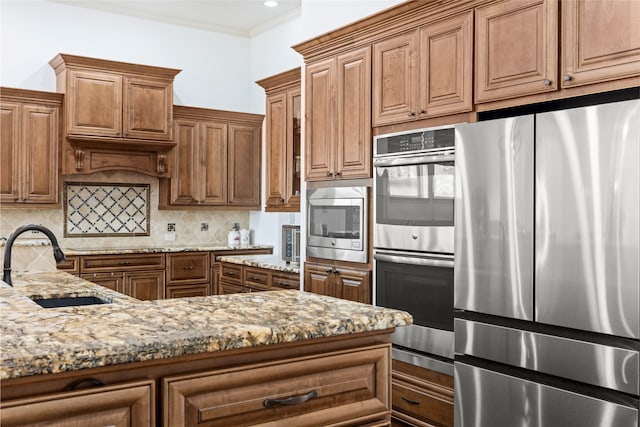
[392,379,453,427]
[243,267,269,290]
[166,284,209,299]
[220,263,242,284]
[81,254,165,272]
[163,344,391,426]
[166,252,209,284]
[219,281,245,295]
[271,272,300,290]
[0,380,155,426]
[56,256,79,274]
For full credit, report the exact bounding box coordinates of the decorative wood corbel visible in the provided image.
[74,148,85,171]
[157,153,167,175]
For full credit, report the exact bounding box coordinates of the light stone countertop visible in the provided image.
[0,271,412,380]
[61,244,273,256]
[217,254,300,274]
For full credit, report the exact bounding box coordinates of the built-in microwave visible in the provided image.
[306,186,368,263]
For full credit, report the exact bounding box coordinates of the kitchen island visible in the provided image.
[0,272,411,426]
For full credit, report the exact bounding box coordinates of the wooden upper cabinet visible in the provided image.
[561,0,640,87]
[0,88,62,206]
[257,68,301,212]
[474,0,558,103]
[372,31,418,126]
[305,46,371,182]
[160,106,261,209]
[123,77,173,140]
[372,10,473,126]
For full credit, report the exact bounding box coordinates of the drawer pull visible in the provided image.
[118,261,132,266]
[183,265,194,270]
[264,389,318,408]
[63,377,106,391]
[401,396,420,405]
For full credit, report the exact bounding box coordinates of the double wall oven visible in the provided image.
[373,125,456,374]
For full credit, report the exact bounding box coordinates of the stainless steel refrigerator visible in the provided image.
[454,99,639,426]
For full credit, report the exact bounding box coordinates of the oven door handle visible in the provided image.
[374,252,454,268]
[373,152,454,167]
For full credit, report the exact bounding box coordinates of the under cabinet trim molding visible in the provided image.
[63,182,150,237]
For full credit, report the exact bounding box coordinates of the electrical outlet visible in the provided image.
[200,223,209,231]
[167,223,176,232]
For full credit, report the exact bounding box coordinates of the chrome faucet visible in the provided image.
[2,224,66,287]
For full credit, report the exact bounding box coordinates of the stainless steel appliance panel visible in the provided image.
[454,116,535,320]
[536,99,640,339]
[393,347,453,376]
[455,318,639,394]
[454,362,639,427]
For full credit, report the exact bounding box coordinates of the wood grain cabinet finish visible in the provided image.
[391,360,453,427]
[0,380,155,427]
[0,88,62,206]
[219,261,300,294]
[304,262,371,304]
[49,54,180,177]
[474,0,558,103]
[372,10,473,127]
[160,106,262,209]
[163,345,391,427]
[166,252,210,298]
[81,272,125,293]
[210,248,273,295]
[561,0,640,88]
[305,46,371,182]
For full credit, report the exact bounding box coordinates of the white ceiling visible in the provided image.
[49,0,302,37]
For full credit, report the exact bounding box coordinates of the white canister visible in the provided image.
[240,229,251,247]
[228,229,240,248]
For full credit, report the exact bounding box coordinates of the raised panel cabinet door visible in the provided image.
[265,92,288,208]
[372,31,419,126]
[0,380,155,427]
[200,121,227,205]
[335,267,371,304]
[22,104,59,204]
[336,46,372,180]
[0,102,20,203]
[227,123,260,207]
[81,272,125,294]
[475,0,558,103]
[67,69,122,137]
[123,77,172,140]
[562,0,640,87]
[171,119,199,204]
[166,252,209,284]
[303,263,332,296]
[286,88,302,208]
[125,270,165,300]
[419,10,473,118]
[305,58,336,181]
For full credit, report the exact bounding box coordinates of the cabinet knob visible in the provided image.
[335,171,341,176]
[563,74,572,82]
[543,79,553,86]
[326,171,333,177]
[326,267,332,273]
[418,109,426,115]
[408,111,416,117]
[332,267,338,274]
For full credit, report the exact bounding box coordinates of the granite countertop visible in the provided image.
[0,272,412,380]
[62,244,273,256]
[217,254,300,274]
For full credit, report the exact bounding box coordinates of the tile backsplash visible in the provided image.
[0,171,250,272]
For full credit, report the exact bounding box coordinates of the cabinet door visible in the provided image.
[305,58,336,181]
[0,102,20,203]
[303,263,333,296]
[82,272,125,294]
[166,252,209,284]
[170,119,199,204]
[335,267,371,304]
[227,123,260,207]
[22,104,59,204]
[67,69,122,137]
[264,92,288,209]
[562,0,640,87]
[200,121,228,205]
[336,46,372,180]
[123,77,172,140]
[125,270,165,300]
[475,0,558,103]
[286,88,302,208]
[372,31,418,126]
[419,10,473,118]
[0,380,154,427]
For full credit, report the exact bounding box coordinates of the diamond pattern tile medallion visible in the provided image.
[64,183,150,237]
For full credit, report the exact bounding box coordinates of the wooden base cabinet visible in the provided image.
[0,380,155,427]
[391,360,454,427]
[0,88,62,206]
[166,252,210,298]
[164,345,390,427]
[304,262,371,304]
[219,261,300,294]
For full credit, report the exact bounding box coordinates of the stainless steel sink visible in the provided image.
[31,296,111,308]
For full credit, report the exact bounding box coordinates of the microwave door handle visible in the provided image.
[374,253,454,268]
[373,153,454,168]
